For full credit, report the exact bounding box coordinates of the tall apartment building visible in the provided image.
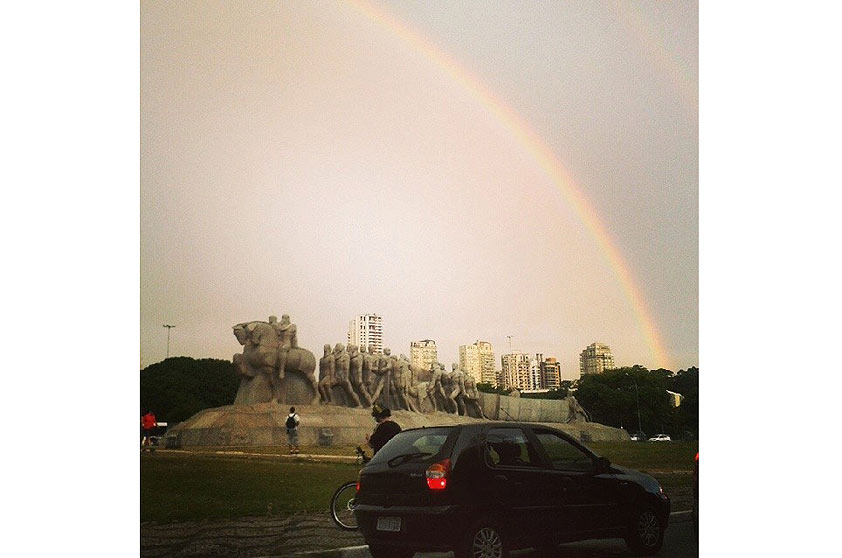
[579,342,615,376]
[529,353,544,391]
[459,341,495,385]
[501,352,532,391]
[347,314,383,354]
[410,339,438,374]
[541,357,562,390]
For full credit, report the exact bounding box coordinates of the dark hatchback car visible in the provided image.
[354,423,670,558]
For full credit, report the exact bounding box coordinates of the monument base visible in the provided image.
[165,402,629,448]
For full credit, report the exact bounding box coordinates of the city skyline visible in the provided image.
[140,2,698,377]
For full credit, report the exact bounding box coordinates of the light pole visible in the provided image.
[627,372,643,434]
[163,324,176,359]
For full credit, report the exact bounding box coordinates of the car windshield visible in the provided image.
[367,427,454,466]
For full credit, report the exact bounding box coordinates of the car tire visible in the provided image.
[625,503,665,556]
[456,520,508,558]
[367,544,414,558]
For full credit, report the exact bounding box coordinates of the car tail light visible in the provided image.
[426,458,450,491]
[356,481,360,491]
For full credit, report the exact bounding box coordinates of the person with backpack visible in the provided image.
[285,407,300,454]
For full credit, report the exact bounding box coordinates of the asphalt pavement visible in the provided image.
[294,512,697,558]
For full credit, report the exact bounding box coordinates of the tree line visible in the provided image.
[477,365,699,438]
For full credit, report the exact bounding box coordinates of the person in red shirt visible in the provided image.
[141,411,158,451]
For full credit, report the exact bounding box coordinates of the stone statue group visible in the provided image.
[231,315,485,418]
[317,342,486,418]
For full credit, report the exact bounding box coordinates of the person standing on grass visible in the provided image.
[366,404,401,455]
[285,407,300,454]
[141,410,158,451]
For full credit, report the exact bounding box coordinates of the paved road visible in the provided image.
[300,514,697,558]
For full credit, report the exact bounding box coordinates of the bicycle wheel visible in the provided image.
[331,481,359,530]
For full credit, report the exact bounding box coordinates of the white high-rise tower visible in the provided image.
[347,314,383,354]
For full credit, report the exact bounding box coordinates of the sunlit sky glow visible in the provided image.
[140,0,698,378]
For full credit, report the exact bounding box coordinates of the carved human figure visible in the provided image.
[269,314,297,380]
[566,395,590,423]
[348,344,373,407]
[428,362,454,413]
[364,344,379,391]
[397,354,419,412]
[426,362,443,412]
[359,345,369,391]
[450,363,467,416]
[317,344,335,403]
[462,372,486,419]
[439,366,459,414]
[369,347,391,405]
[386,349,402,410]
[332,343,361,407]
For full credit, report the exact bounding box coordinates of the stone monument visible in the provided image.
[231,317,318,405]
[164,316,630,448]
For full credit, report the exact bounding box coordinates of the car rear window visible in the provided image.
[367,427,454,465]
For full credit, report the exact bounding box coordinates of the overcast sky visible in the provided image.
[140,0,698,378]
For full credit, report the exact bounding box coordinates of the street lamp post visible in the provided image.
[627,372,643,434]
[163,324,176,359]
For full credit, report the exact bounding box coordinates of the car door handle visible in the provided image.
[494,474,508,481]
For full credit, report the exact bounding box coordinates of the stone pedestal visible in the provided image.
[165,402,629,448]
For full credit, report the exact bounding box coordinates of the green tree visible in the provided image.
[667,367,698,438]
[575,366,678,435]
[476,383,511,395]
[140,357,239,425]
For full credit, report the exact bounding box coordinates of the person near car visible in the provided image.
[286,407,300,454]
[366,404,401,454]
[141,410,158,451]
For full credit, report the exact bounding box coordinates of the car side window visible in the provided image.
[535,431,594,472]
[485,428,537,467]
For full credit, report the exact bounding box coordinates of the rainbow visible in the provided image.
[347,0,672,370]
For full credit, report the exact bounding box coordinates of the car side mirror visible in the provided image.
[596,456,611,473]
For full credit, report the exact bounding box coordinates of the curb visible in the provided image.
[158,449,360,463]
[290,510,694,558]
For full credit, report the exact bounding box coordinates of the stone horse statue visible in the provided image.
[232,321,319,405]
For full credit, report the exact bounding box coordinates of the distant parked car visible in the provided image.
[354,422,671,557]
[648,434,671,442]
[630,431,647,441]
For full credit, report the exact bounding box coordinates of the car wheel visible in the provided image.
[625,504,665,556]
[457,520,508,558]
[367,544,414,558]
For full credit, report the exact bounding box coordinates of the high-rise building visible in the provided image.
[529,353,544,391]
[541,357,562,390]
[459,341,495,385]
[347,314,383,354]
[410,339,438,374]
[579,342,615,376]
[502,352,531,391]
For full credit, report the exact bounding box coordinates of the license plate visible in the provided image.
[376,516,401,532]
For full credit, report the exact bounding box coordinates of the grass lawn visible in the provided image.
[142,441,697,523]
[585,441,698,472]
[141,452,360,523]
